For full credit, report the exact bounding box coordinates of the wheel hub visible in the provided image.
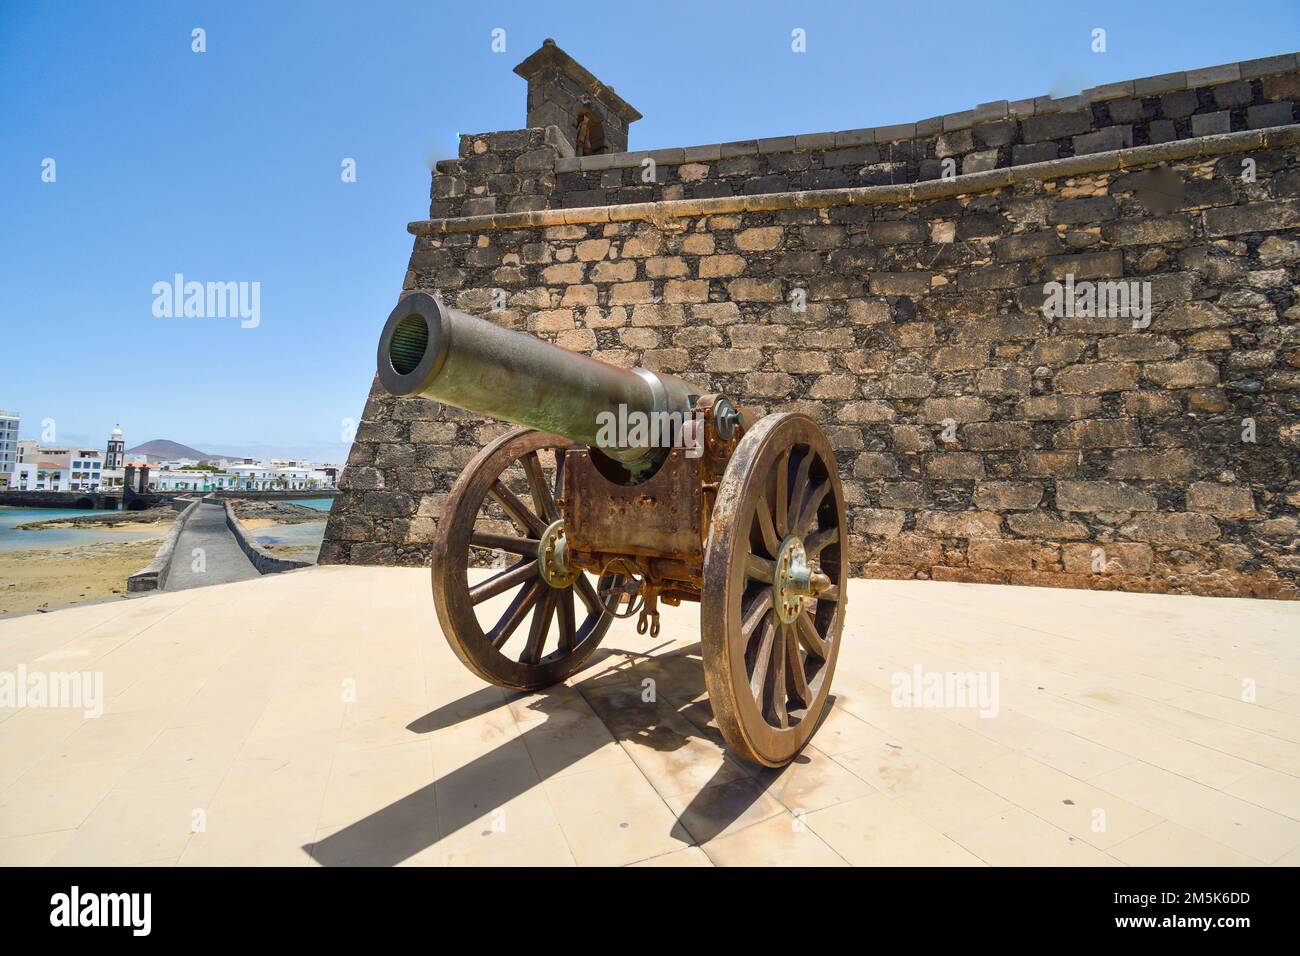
[773,535,830,624]
[538,519,580,588]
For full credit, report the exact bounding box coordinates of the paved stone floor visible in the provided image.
[0,566,1298,866]
[164,500,258,590]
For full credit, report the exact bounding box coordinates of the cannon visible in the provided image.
[376,293,847,766]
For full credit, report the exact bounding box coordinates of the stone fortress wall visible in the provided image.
[324,42,1300,599]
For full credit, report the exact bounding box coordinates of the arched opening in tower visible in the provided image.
[575,108,605,157]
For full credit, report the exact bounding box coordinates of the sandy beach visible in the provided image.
[0,537,165,615]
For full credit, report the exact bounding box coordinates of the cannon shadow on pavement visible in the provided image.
[305,642,821,865]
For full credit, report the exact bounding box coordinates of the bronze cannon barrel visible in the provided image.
[376,293,694,469]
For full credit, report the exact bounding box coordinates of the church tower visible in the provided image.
[106,424,124,470]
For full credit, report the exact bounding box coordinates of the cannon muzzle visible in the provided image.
[377,293,694,471]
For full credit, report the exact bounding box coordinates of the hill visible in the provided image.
[125,439,213,462]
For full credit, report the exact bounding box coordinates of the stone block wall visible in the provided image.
[325,55,1300,600]
[430,55,1300,219]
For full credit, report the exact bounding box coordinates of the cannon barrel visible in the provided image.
[377,293,694,469]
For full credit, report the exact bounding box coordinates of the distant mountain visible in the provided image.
[126,439,214,462]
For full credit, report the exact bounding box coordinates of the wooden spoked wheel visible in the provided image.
[432,427,622,691]
[701,413,847,767]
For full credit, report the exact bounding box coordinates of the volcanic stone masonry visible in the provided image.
[323,41,1300,600]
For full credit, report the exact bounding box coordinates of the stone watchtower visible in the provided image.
[513,38,641,155]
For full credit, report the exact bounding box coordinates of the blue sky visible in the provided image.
[2,1,1296,461]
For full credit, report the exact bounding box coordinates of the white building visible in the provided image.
[274,466,332,490]
[10,461,68,492]
[227,463,277,491]
[9,443,103,491]
[0,410,18,483]
[67,451,104,491]
[152,469,237,492]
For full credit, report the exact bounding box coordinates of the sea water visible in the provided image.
[0,507,163,553]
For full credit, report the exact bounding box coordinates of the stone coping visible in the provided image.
[542,52,1299,174]
[126,497,200,593]
[410,124,1300,237]
[222,500,312,574]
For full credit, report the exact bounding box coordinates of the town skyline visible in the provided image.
[0,408,352,465]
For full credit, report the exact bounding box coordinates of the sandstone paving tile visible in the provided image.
[425,704,523,771]
[307,795,441,867]
[1138,662,1298,707]
[1267,695,1300,717]
[104,672,208,715]
[123,717,249,790]
[805,792,985,866]
[1069,714,1258,790]
[1223,767,1300,822]
[0,755,135,839]
[180,811,319,866]
[0,707,89,791]
[543,761,691,865]
[832,739,1013,832]
[423,824,575,867]
[1270,844,1300,866]
[700,811,847,866]
[49,772,224,866]
[317,739,435,829]
[433,739,557,842]
[337,697,450,753]
[827,682,1012,770]
[945,807,1122,866]
[1108,821,1260,867]
[960,752,1164,849]
[620,646,710,704]
[1164,687,1300,744]
[515,702,632,781]
[245,684,349,743]
[580,679,748,797]
[1089,761,1300,863]
[0,829,74,866]
[665,777,787,843]
[628,845,714,867]
[47,709,172,764]
[1058,686,1300,777]
[740,744,876,814]
[956,707,1134,781]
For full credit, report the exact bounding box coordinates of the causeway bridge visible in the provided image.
[128,496,314,593]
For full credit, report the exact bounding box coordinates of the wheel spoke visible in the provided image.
[575,574,604,615]
[557,587,576,652]
[489,480,546,537]
[469,559,538,605]
[745,553,776,582]
[748,615,776,701]
[753,496,780,557]
[469,530,538,555]
[795,477,830,536]
[520,589,557,665]
[741,587,773,637]
[520,451,560,523]
[806,526,839,555]
[774,448,790,537]
[790,449,812,527]
[795,610,829,660]
[770,627,789,728]
[785,628,810,708]
[488,580,543,649]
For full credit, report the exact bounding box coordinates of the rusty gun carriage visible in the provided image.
[376,293,847,766]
